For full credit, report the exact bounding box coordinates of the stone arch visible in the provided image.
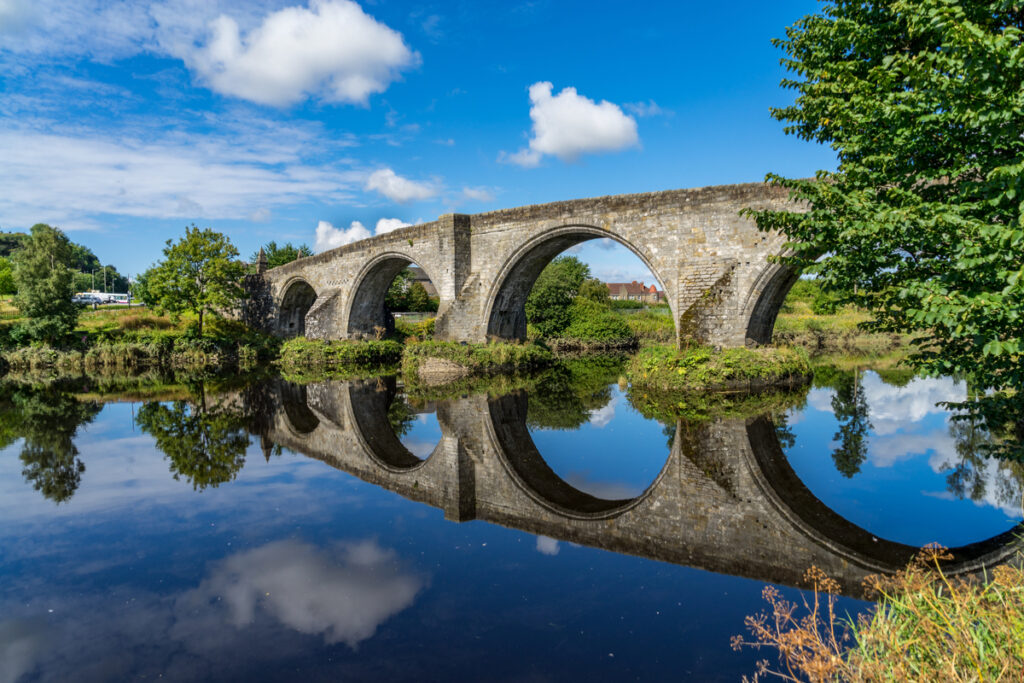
[486,392,672,519]
[485,225,672,341]
[745,417,1024,577]
[347,377,440,472]
[347,253,438,338]
[279,381,320,436]
[741,262,800,346]
[278,278,317,337]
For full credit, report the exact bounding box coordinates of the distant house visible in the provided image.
[406,266,438,297]
[606,281,663,303]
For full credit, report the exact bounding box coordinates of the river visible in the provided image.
[1,359,1020,681]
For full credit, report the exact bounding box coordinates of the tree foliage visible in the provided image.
[578,277,610,305]
[1,385,102,504]
[0,257,15,296]
[147,225,245,335]
[0,231,28,258]
[135,388,250,491]
[385,268,438,312]
[525,256,591,337]
[250,241,311,269]
[752,0,1024,454]
[12,224,79,343]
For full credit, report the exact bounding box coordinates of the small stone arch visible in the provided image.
[485,225,672,341]
[279,381,320,436]
[742,262,800,346]
[278,279,317,337]
[347,253,438,338]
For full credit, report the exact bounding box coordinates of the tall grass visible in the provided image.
[733,545,1024,682]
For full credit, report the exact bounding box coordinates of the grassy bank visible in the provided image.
[0,308,279,373]
[277,337,403,370]
[401,340,554,385]
[735,547,1024,682]
[627,344,812,394]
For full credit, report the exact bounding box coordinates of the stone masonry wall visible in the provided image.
[254,182,798,347]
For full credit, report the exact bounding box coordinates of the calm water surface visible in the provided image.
[1,364,1020,682]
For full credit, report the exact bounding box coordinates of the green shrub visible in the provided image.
[401,340,553,379]
[624,309,675,343]
[560,299,635,342]
[627,344,811,393]
[394,316,435,341]
[608,299,644,310]
[279,338,403,368]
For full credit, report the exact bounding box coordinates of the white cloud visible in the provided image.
[374,217,411,234]
[176,539,424,648]
[461,186,494,202]
[0,124,359,229]
[314,220,371,252]
[178,0,417,106]
[502,81,639,167]
[248,207,271,222]
[588,396,617,428]
[365,168,436,203]
[536,536,560,556]
[0,618,47,683]
[624,100,670,118]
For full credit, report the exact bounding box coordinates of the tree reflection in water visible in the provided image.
[526,356,624,430]
[0,385,102,503]
[135,383,250,491]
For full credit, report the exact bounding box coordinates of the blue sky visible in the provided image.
[0,0,835,282]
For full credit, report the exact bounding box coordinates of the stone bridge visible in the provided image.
[255,379,1023,598]
[248,182,801,346]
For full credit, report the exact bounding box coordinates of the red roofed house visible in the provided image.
[605,281,664,304]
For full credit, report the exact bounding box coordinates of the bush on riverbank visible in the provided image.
[621,308,676,344]
[401,340,553,384]
[734,546,1024,682]
[548,299,638,352]
[627,345,811,393]
[278,338,403,369]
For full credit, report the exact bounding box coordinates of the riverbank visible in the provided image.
[627,345,812,394]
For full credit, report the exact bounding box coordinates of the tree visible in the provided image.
[4,387,103,504]
[147,225,245,336]
[525,256,591,337]
[0,256,15,296]
[830,369,872,478]
[750,1,1024,455]
[384,268,414,311]
[250,241,311,269]
[135,386,250,491]
[12,224,79,343]
[405,281,436,312]
[0,231,27,258]
[578,277,610,305]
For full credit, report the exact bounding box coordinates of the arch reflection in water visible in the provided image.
[261,378,1023,598]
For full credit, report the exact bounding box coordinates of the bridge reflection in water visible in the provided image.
[260,378,1022,598]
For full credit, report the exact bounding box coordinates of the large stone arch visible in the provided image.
[347,377,440,472]
[484,225,673,341]
[347,252,439,338]
[278,278,317,337]
[485,392,673,519]
[744,417,1024,576]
